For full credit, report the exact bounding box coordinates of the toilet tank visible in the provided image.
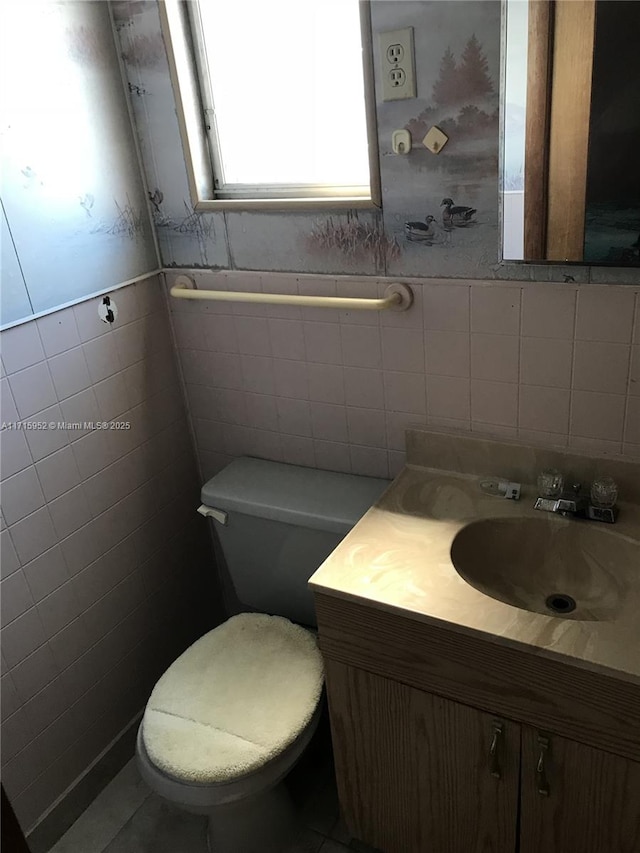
[201,458,390,627]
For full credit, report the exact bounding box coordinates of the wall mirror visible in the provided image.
[502,0,640,265]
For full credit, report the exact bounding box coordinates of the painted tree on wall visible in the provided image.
[432,47,459,106]
[458,34,493,100]
[431,35,493,106]
[403,30,498,178]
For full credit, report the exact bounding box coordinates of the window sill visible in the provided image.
[193,197,381,213]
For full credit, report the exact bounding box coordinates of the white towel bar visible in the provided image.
[169,276,413,312]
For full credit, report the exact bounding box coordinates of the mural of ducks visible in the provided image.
[405,215,437,242]
[441,198,477,228]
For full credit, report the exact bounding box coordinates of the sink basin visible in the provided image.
[450,517,638,620]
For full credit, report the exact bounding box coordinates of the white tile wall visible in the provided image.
[167,271,640,481]
[0,277,216,832]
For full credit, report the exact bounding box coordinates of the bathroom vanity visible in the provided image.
[309,431,640,853]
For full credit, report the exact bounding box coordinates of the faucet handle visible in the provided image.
[590,476,618,509]
[537,469,563,499]
[588,477,618,522]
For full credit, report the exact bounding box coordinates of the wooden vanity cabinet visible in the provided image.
[314,593,640,853]
[519,729,640,853]
[325,660,520,853]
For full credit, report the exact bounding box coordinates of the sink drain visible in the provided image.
[545,594,577,614]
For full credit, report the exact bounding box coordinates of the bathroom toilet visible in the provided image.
[136,457,389,852]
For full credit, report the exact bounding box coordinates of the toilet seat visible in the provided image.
[141,613,324,786]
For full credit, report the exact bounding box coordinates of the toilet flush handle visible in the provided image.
[197,504,228,525]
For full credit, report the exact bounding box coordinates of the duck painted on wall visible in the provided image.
[441,198,477,228]
[403,198,478,247]
[404,214,452,246]
[405,215,437,242]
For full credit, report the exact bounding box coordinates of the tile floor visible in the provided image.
[46,716,380,853]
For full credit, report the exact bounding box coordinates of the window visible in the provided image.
[160,0,379,209]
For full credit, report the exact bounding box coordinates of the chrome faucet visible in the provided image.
[534,472,618,523]
[534,482,587,518]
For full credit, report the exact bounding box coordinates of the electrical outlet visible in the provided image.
[386,44,404,64]
[379,28,416,102]
[389,68,406,88]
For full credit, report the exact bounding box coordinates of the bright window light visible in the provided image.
[193,0,371,196]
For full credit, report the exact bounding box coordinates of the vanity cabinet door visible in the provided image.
[325,659,520,853]
[519,727,640,853]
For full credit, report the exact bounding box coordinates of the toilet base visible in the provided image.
[206,781,297,853]
[137,703,323,852]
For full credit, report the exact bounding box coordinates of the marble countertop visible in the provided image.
[309,465,640,685]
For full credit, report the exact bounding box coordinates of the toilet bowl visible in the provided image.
[138,718,319,853]
[136,458,389,852]
[137,612,324,852]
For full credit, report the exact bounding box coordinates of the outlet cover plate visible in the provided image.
[379,28,416,102]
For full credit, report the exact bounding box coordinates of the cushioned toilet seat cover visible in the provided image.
[141,613,324,784]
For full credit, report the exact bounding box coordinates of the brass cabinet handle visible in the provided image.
[536,735,550,796]
[489,722,503,779]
